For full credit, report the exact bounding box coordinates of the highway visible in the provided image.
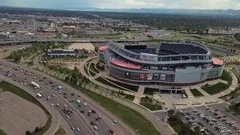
[0,59,136,135]
[0,38,145,46]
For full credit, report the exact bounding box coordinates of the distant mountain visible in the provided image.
[1,6,240,17]
[67,7,240,17]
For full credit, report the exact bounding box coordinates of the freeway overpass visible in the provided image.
[0,38,145,46]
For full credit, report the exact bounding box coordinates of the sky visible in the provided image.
[1,0,240,10]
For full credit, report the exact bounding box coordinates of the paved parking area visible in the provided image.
[0,92,47,135]
[180,103,240,135]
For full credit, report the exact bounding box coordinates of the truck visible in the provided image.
[31,81,40,89]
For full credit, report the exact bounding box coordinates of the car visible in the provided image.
[33,76,36,79]
[113,120,117,124]
[71,93,75,96]
[90,121,94,125]
[109,129,114,134]
[80,110,84,113]
[51,103,54,107]
[84,102,87,106]
[52,94,55,97]
[71,127,75,130]
[66,115,70,118]
[64,95,67,98]
[94,126,98,130]
[76,128,80,132]
[91,110,96,114]
[56,103,60,107]
[88,113,91,116]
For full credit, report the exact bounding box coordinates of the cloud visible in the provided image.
[0,0,240,9]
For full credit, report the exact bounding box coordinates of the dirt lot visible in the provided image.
[0,92,47,135]
[68,43,95,51]
[0,45,29,58]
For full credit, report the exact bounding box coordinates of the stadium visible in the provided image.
[98,41,224,85]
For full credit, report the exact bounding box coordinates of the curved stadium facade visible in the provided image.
[98,41,224,85]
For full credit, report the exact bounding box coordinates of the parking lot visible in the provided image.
[0,92,47,135]
[180,103,240,135]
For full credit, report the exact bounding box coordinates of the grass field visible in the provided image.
[54,126,67,135]
[144,87,159,95]
[190,89,204,97]
[65,81,161,135]
[201,82,229,95]
[105,78,139,92]
[120,93,135,101]
[220,70,232,82]
[140,103,162,111]
[0,81,52,135]
[95,77,125,90]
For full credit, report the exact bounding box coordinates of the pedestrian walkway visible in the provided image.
[133,86,145,104]
[184,87,195,99]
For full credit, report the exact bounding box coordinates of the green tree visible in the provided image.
[25,131,32,135]
[34,127,40,133]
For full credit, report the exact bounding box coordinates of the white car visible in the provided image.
[76,128,80,132]
[113,120,117,124]
[84,102,87,106]
[51,103,54,107]
[56,103,60,107]
[94,126,98,130]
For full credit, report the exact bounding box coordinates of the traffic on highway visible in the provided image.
[0,60,135,135]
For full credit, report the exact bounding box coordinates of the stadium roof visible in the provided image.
[111,59,141,69]
[212,57,224,65]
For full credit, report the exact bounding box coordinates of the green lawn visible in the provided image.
[0,129,7,135]
[140,103,162,111]
[95,77,125,90]
[0,81,52,135]
[190,89,204,97]
[144,87,159,95]
[105,78,139,92]
[220,70,232,82]
[201,82,229,95]
[120,93,135,101]
[66,81,161,135]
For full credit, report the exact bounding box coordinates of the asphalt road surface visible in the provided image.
[0,60,136,135]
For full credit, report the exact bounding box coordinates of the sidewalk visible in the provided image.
[133,85,145,104]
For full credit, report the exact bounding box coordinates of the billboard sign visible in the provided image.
[160,74,166,80]
[139,73,146,80]
[147,74,153,80]
[153,74,159,80]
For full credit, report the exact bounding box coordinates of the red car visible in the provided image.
[109,129,114,134]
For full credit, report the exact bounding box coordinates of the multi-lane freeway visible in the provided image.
[0,59,136,135]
